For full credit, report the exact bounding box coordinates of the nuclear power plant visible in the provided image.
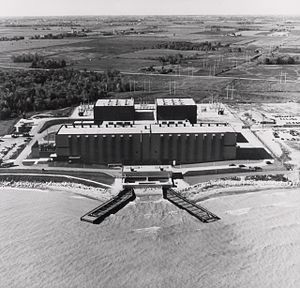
[55,98,238,165]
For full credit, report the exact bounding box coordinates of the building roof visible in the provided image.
[58,124,148,135]
[156,98,196,106]
[151,123,234,134]
[57,122,235,136]
[95,98,134,107]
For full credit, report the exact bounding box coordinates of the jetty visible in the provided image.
[80,188,135,224]
[163,188,220,223]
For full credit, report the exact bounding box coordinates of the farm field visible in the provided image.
[1,15,300,120]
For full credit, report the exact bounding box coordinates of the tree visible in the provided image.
[0,106,11,120]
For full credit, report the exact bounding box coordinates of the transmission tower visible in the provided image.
[169,81,176,95]
[226,85,236,100]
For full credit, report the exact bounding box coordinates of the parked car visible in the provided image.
[0,161,14,168]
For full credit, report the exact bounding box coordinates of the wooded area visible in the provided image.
[0,69,132,120]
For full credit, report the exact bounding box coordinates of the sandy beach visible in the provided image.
[0,179,116,202]
[178,175,300,203]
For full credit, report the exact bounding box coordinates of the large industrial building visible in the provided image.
[56,98,237,165]
[56,122,236,165]
[94,98,135,124]
[93,97,197,124]
[156,98,197,124]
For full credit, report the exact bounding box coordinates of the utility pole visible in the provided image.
[173,81,176,95]
[231,86,236,100]
[269,81,272,91]
[279,72,283,84]
[188,67,194,77]
[203,58,208,68]
[226,85,230,99]
[226,85,235,100]
[245,52,250,63]
[169,81,176,95]
[284,72,287,84]
[279,72,287,84]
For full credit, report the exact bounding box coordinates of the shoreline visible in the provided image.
[1,176,299,205]
[0,180,115,202]
[193,184,299,203]
[178,175,300,203]
[0,172,111,189]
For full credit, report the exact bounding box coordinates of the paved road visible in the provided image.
[102,70,300,84]
[3,164,297,187]
[184,169,298,184]
[11,165,121,178]
[13,118,52,166]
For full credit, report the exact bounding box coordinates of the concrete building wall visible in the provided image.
[150,134,161,164]
[196,134,203,162]
[156,105,197,124]
[236,147,272,160]
[223,132,236,146]
[94,106,135,124]
[56,131,236,165]
[223,146,236,160]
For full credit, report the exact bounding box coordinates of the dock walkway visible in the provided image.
[163,188,220,223]
[80,188,135,224]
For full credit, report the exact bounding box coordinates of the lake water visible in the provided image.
[0,187,299,288]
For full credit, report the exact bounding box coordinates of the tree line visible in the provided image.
[12,53,67,69]
[0,69,133,120]
[30,32,87,40]
[31,59,67,69]
[152,41,229,51]
[12,53,43,63]
[0,36,24,42]
[262,54,299,65]
[158,53,183,65]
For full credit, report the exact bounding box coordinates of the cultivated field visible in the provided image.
[1,15,300,108]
